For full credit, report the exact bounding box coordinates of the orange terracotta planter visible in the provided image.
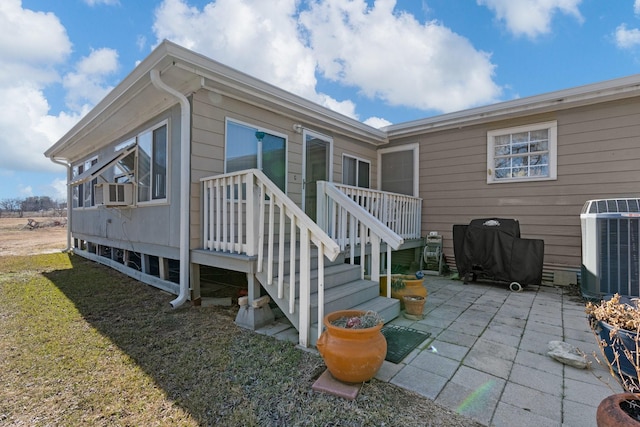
[316,310,387,383]
[403,295,426,315]
[380,275,427,309]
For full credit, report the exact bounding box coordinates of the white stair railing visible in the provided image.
[201,169,340,347]
[316,181,405,299]
[332,183,422,240]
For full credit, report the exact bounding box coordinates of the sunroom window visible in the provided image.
[137,123,168,202]
[72,157,97,208]
[487,121,557,183]
[114,138,136,183]
[225,119,286,191]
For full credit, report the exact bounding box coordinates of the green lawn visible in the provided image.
[0,253,478,426]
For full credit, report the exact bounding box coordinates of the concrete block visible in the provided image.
[235,305,275,330]
[312,369,361,400]
[553,270,577,286]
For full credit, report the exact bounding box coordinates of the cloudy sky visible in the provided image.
[2,0,640,201]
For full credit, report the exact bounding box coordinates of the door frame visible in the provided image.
[302,129,333,216]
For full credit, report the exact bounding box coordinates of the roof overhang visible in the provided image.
[45,40,388,164]
[384,75,640,139]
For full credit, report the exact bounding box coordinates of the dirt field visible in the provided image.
[0,217,68,257]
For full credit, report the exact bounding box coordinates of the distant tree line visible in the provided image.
[0,196,67,218]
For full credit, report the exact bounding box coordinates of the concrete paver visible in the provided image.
[374,275,623,426]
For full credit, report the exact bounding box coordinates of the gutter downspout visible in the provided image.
[150,69,191,308]
[50,157,72,251]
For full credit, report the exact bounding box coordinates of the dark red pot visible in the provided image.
[597,393,640,427]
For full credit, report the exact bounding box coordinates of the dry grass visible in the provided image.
[0,217,67,256]
[0,253,481,426]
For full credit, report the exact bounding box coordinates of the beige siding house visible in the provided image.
[385,93,640,279]
[45,40,640,346]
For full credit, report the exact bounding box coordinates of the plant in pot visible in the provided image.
[382,273,427,309]
[403,295,426,317]
[586,293,640,426]
[316,310,387,383]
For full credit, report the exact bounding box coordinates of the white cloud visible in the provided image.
[63,48,119,111]
[299,0,501,112]
[0,1,74,174]
[636,0,640,15]
[83,0,120,6]
[0,1,115,175]
[18,185,33,197]
[47,178,68,201]
[153,0,501,116]
[153,0,322,102]
[0,0,71,86]
[136,34,147,51]
[0,84,79,173]
[615,24,640,49]
[478,0,583,39]
[364,117,393,129]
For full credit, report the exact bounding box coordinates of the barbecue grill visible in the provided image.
[453,218,544,291]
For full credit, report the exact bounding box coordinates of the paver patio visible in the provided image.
[376,275,622,427]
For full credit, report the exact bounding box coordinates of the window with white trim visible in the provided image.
[378,144,419,197]
[114,138,136,184]
[487,121,557,183]
[137,122,168,202]
[342,154,370,188]
[70,120,169,208]
[72,157,97,208]
[225,119,286,191]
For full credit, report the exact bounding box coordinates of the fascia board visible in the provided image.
[385,74,640,138]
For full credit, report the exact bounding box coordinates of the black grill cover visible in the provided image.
[453,218,544,286]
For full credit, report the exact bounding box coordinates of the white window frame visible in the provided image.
[72,156,98,209]
[377,143,419,197]
[342,154,371,188]
[69,120,170,208]
[136,120,169,205]
[224,118,288,193]
[487,121,557,184]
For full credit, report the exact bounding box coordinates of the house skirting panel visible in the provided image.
[73,248,181,295]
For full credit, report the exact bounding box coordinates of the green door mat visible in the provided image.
[380,325,431,364]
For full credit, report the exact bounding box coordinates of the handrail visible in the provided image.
[332,183,422,240]
[319,182,404,249]
[317,181,405,298]
[201,169,340,347]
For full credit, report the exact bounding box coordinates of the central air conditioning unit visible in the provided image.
[580,198,640,299]
[95,183,133,206]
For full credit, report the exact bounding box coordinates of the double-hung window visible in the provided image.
[225,119,286,191]
[487,121,557,183]
[137,122,168,202]
[343,154,370,188]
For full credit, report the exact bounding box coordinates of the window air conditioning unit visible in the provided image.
[95,183,133,206]
[580,198,640,299]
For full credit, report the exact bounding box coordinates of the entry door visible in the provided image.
[303,130,332,221]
